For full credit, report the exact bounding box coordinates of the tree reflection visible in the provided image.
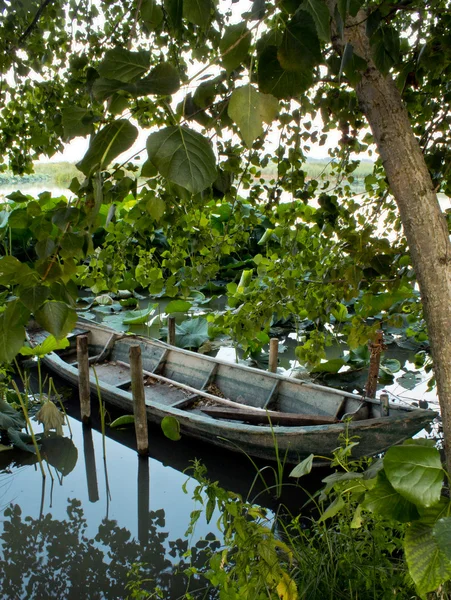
[0,499,220,599]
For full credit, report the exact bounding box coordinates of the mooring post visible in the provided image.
[77,335,91,424]
[268,338,279,373]
[83,425,99,503]
[129,345,149,456]
[167,316,176,346]
[365,330,384,399]
[380,393,390,417]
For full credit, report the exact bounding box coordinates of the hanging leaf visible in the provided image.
[258,46,314,99]
[302,0,330,41]
[362,470,419,522]
[228,85,279,148]
[19,335,69,358]
[146,195,166,221]
[36,401,65,436]
[278,11,322,72]
[77,120,139,176]
[289,453,313,478]
[0,256,36,286]
[318,495,345,522]
[35,301,78,340]
[219,23,251,73]
[183,0,211,28]
[146,126,217,194]
[161,415,181,441]
[62,106,95,140]
[433,517,451,561]
[97,47,150,82]
[164,0,183,32]
[0,300,29,363]
[140,0,164,29]
[384,444,443,508]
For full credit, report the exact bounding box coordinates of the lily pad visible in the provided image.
[123,303,158,325]
[169,317,210,349]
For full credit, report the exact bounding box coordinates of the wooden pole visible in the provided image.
[268,338,279,373]
[129,345,149,456]
[365,330,384,399]
[380,392,390,417]
[167,316,176,346]
[77,335,91,424]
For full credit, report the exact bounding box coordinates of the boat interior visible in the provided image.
[30,323,390,425]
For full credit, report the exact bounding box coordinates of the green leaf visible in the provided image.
[289,453,313,477]
[318,495,345,522]
[7,428,38,454]
[97,47,150,83]
[161,415,181,441]
[311,358,346,373]
[123,303,158,325]
[0,300,29,363]
[278,11,321,72]
[0,256,36,286]
[379,358,401,374]
[165,299,192,313]
[35,301,78,339]
[384,445,443,508]
[8,208,30,229]
[164,317,209,349]
[362,470,420,522]
[77,119,139,176]
[258,46,313,99]
[183,0,211,28]
[396,371,422,390]
[405,520,451,596]
[110,414,135,428]
[331,303,348,322]
[141,160,158,178]
[0,399,25,431]
[228,85,278,148]
[146,195,166,221]
[61,106,94,140]
[164,0,183,32]
[146,126,217,194]
[302,0,330,41]
[19,335,69,357]
[141,0,164,29]
[433,518,451,561]
[219,23,251,73]
[41,436,78,475]
[137,62,180,95]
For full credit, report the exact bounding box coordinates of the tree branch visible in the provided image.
[18,0,53,46]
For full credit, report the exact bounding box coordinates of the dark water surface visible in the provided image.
[0,371,313,600]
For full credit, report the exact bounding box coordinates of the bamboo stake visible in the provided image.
[380,393,390,417]
[129,345,149,456]
[167,316,176,346]
[268,338,279,373]
[77,335,91,424]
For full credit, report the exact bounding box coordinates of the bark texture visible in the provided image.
[333,10,451,471]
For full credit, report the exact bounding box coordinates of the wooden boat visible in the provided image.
[27,319,437,464]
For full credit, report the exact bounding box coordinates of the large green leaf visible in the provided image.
[0,399,25,431]
[94,63,180,101]
[433,517,451,561]
[77,120,138,176]
[302,0,330,41]
[97,47,150,82]
[0,256,36,286]
[140,0,164,29]
[19,335,69,357]
[384,445,443,508]
[35,301,77,339]
[164,0,183,32]
[258,46,313,99]
[405,520,451,596]
[19,285,50,312]
[61,106,94,140]
[146,126,217,194]
[165,299,192,313]
[122,303,158,325]
[289,454,313,478]
[278,10,321,72]
[219,23,251,73]
[183,0,211,28]
[0,300,29,363]
[165,317,210,349]
[228,85,279,148]
[161,415,181,441]
[362,470,419,522]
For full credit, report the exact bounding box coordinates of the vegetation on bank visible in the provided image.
[0,162,81,188]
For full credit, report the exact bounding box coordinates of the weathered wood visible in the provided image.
[77,335,91,424]
[129,345,149,456]
[365,330,384,399]
[268,338,278,373]
[201,406,338,426]
[167,316,176,346]
[380,393,390,417]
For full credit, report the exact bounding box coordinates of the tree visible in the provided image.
[0,0,450,464]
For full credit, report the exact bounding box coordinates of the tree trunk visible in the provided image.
[334,11,451,471]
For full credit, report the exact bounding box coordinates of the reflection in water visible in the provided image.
[0,499,220,599]
[138,456,150,545]
[83,426,99,503]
